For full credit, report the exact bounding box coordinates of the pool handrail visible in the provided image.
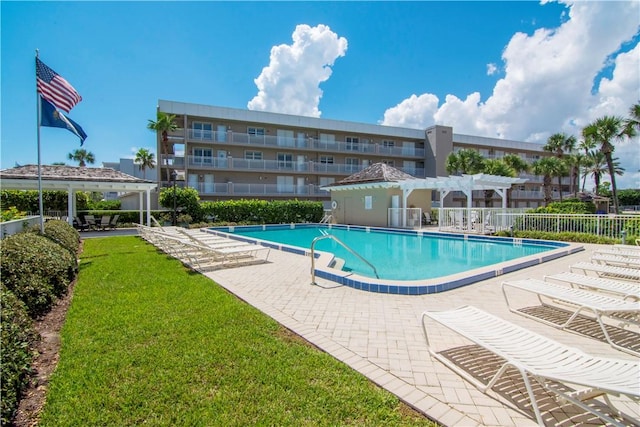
[310,234,379,285]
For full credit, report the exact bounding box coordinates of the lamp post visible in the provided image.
[170,170,177,226]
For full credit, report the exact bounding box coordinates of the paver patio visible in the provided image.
[201,239,639,426]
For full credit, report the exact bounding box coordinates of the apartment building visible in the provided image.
[156,100,569,208]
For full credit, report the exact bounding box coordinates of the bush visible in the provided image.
[494,230,619,244]
[1,190,91,212]
[199,199,324,224]
[38,220,80,256]
[1,284,38,426]
[0,232,77,300]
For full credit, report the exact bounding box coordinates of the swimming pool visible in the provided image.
[207,224,583,295]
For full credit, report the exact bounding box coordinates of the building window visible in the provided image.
[319,133,335,145]
[248,127,265,136]
[245,151,263,160]
[319,177,335,187]
[346,136,359,151]
[382,140,395,148]
[364,196,372,210]
[345,157,359,172]
[192,122,213,140]
[319,156,334,164]
[192,148,213,165]
[382,159,395,167]
[277,153,293,169]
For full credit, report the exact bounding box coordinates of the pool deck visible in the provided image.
[200,238,640,426]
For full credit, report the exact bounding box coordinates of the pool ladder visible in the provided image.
[310,234,379,285]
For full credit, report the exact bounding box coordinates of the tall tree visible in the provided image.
[532,157,565,206]
[622,102,640,137]
[543,133,576,202]
[565,153,586,197]
[481,159,516,207]
[445,149,484,175]
[67,149,95,167]
[582,116,626,214]
[134,148,156,180]
[147,112,178,181]
[501,153,530,207]
[583,151,625,196]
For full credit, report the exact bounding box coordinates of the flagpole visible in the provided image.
[36,49,44,233]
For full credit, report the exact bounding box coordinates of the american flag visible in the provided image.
[36,57,82,113]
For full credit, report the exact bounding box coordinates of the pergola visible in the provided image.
[399,173,527,227]
[0,165,157,226]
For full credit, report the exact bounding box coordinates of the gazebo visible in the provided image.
[0,165,157,226]
[323,163,527,228]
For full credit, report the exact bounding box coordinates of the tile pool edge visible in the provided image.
[205,224,585,295]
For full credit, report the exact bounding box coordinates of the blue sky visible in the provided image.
[2,1,639,188]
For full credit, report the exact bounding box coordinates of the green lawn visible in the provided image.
[39,236,436,426]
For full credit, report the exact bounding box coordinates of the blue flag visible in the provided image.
[40,97,87,145]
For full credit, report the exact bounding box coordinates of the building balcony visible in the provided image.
[182,129,425,158]
[161,181,328,198]
[172,156,424,177]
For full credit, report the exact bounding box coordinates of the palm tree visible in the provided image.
[482,158,516,207]
[502,153,530,207]
[147,111,178,181]
[543,133,576,202]
[582,116,626,214]
[445,149,484,175]
[565,153,586,197]
[67,149,95,167]
[532,157,565,206]
[622,102,640,137]
[134,148,156,180]
[583,151,625,195]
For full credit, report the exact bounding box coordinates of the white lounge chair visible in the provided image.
[595,248,640,259]
[502,279,640,355]
[544,272,640,301]
[570,262,640,282]
[421,305,640,427]
[592,253,640,269]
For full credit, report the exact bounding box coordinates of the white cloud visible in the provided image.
[381,0,640,188]
[486,63,498,75]
[247,24,347,117]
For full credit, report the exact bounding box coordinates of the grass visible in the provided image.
[39,236,437,426]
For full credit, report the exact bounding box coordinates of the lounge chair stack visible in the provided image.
[421,244,639,426]
[137,225,269,271]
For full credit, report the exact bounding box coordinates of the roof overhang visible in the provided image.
[322,173,527,193]
[0,178,157,193]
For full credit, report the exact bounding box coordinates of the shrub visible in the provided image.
[0,232,76,300]
[1,284,38,426]
[1,206,27,222]
[39,220,80,256]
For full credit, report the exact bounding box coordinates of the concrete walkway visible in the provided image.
[199,241,639,427]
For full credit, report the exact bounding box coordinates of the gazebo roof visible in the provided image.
[0,165,157,192]
[323,163,526,193]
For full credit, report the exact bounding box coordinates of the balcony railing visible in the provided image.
[167,182,328,197]
[178,129,425,157]
[181,156,424,177]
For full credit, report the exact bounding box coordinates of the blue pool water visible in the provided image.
[224,225,560,281]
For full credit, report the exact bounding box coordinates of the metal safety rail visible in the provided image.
[310,234,379,285]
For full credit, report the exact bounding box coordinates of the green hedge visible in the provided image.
[199,199,324,224]
[0,232,77,313]
[38,220,81,256]
[1,284,38,425]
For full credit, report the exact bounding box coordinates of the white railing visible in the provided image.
[181,129,426,157]
[437,208,639,240]
[506,213,639,241]
[438,208,528,234]
[387,207,423,228]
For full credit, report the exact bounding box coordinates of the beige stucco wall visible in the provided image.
[330,187,432,227]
